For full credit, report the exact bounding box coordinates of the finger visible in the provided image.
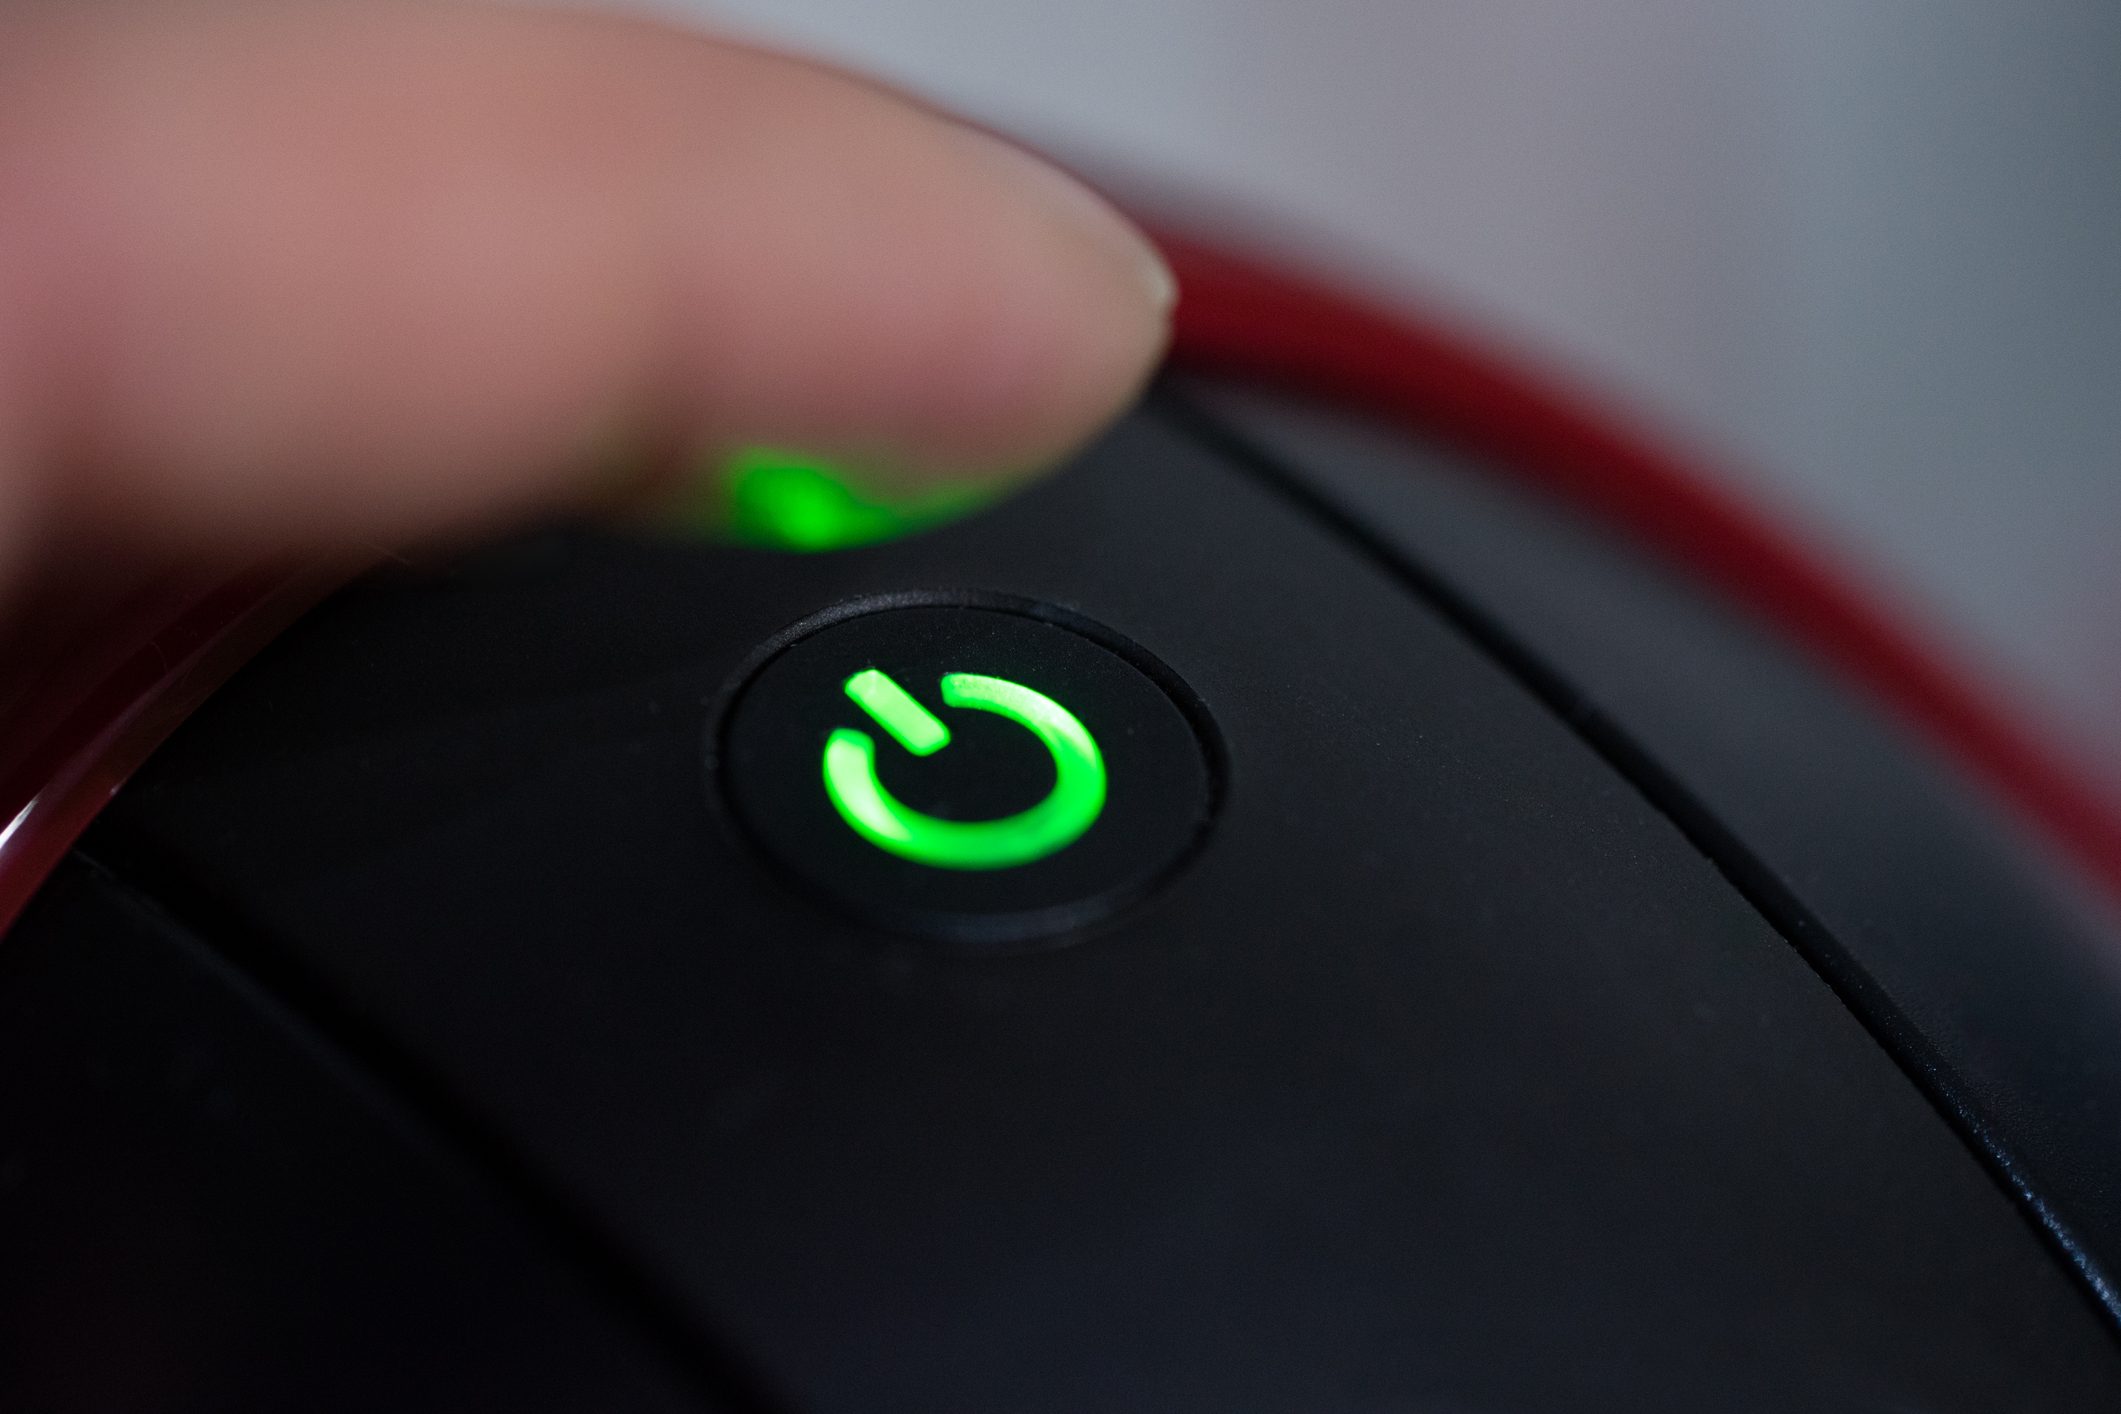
[0,0,1172,562]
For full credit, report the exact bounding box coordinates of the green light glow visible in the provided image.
[723,448,993,552]
[842,667,950,756]
[822,671,1107,870]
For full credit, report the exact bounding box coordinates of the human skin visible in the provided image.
[0,0,1172,612]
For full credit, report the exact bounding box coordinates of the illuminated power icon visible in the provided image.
[722,601,1213,940]
[822,668,1108,870]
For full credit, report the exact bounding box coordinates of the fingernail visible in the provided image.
[956,130,1177,319]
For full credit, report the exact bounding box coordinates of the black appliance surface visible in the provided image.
[7,387,2120,1411]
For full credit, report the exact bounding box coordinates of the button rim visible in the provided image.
[704,590,1225,951]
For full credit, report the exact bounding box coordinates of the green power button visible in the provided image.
[720,600,1213,942]
[822,669,1108,870]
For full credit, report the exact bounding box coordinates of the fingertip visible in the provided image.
[0,2,1176,569]
[682,135,1173,499]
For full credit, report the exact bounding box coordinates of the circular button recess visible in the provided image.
[717,599,1217,944]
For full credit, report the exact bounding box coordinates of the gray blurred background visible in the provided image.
[678,0,2121,795]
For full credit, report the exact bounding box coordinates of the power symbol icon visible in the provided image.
[718,599,1213,942]
[823,668,1108,870]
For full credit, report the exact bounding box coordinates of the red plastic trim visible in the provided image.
[2,227,2117,929]
[0,564,345,932]
[1154,228,2121,903]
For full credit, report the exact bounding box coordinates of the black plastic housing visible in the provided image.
[8,385,2121,1411]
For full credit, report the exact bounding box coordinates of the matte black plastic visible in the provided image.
[66,396,2121,1410]
[1193,382,2121,1319]
[0,860,723,1414]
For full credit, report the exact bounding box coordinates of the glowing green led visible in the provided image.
[823,671,1106,870]
[722,448,994,552]
[842,667,950,756]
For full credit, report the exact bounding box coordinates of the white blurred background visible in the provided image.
[677,0,2121,794]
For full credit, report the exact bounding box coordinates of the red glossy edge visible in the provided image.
[0,565,345,932]
[1154,228,2121,904]
[3,229,2118,932]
